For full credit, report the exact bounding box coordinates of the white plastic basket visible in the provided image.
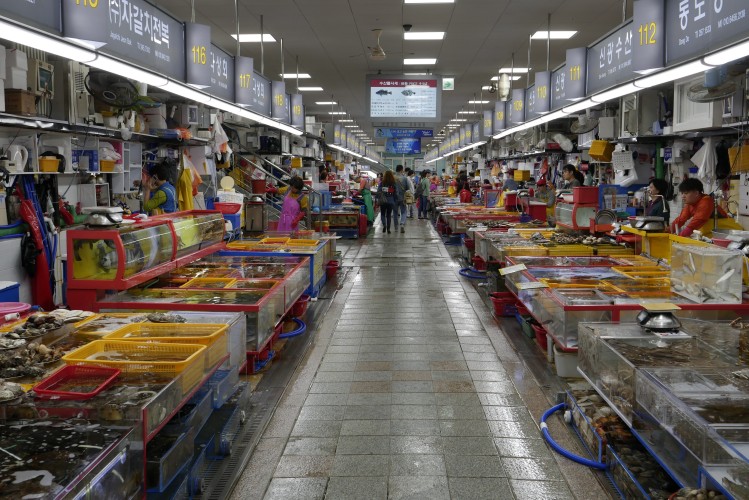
[217,190,245,205]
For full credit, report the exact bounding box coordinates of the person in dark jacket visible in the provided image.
[645,178,670,224]
[378,170,398,234]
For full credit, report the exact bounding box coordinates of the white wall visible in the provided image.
[0,237,31,304]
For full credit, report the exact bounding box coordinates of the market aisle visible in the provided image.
[231,219,609,500]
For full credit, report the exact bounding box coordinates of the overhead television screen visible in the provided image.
[367,75,442,123]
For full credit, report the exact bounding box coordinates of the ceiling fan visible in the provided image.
[368,29,387,61]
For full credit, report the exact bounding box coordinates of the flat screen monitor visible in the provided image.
[367,75,441,123]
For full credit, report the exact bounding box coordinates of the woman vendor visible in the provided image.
[277,176,308,231]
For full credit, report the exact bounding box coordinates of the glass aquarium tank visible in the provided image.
[671,243,743,304]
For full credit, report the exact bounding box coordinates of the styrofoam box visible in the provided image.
[5,49,27,71]
[6,68,27,90]
[0,79,5,112]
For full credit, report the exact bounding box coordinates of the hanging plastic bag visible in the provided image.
[691,137,717,181]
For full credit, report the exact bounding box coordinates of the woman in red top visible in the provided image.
[669,178,726,237]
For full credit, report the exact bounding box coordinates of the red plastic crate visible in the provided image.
[33,365,121,400]
[472,255,487,271]
[291,294,311,317]
[490,292,517,317]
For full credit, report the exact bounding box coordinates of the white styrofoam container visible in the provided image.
[5,49,27,71]
[6,68,27,90]
[554,345,580,378]
[0,79,5,112]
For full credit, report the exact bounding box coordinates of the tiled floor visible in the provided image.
[231,216,610,500]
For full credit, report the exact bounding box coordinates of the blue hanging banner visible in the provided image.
[375,128,433,139]
[385,139,422,155]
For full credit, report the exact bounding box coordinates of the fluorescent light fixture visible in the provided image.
[90,55,168,87]
[0,19,96,63]
[281,73,311,79]
[329,111,346,115]
[590,82,637,103]
[344,125,358,128]
[405,0,454,3]
[404,58,437,65]
[498,67,529,73]
[562,98,595,114]
[404,72,430,76]
[298,86,324,91]
[468,100,490,104]
[232,34,277,42]
[703,39,749,66]
[531,31,577,40]
[162,81,212,104]
[634,60,709,89]
[490,75,522,81]
[404,32,445,40]
[450,118,468,122]
[458,111,479,114]
[338,119,353,122]
[316,101,337,105]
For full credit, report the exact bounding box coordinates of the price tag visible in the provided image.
[499,264,527,276]
[516,282,549,290]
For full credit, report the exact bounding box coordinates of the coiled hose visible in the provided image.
[540,403,607,470]
[459,267,487,279]
[278,318,307,339]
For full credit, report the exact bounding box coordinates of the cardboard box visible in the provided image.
[5,89,36,116]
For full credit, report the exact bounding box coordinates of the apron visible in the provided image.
[278,192,303,231]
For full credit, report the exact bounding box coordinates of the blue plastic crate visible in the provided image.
[208,368,239,409]
[146,428,195,493]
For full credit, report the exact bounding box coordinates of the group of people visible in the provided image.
[376,165,432,233]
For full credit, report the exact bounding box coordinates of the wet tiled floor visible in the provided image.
[231,217,610,499]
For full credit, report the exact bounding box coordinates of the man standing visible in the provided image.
[406,169,416,218]
[394,165,409,233]
[417,170,430,219]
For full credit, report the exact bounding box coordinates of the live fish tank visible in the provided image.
[166,212,224,259]
[0,420,140,499]
[95,256,310,353]
[671,243,743,304]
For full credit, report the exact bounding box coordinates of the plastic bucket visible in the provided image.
[326,261,339,279]
[472,255,487,271]
[490,292,516,317]
[291,294,311,317]
[532,324,548,351]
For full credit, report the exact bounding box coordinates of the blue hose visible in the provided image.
[540,403,608,470]
[278,318,307,339]
[459,267,487,279]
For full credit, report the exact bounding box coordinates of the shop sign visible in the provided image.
[465,123,473,145]
[234,56,254,106]
[185,23,211,88]
[510,89,525,125]
[63,0,185,80]
[586,21,635,94]
[472,122,480,143]
[459,126,467,147]
[534,71,551,116]
[551,48,587,110]
[333,124,341,145]
[245,71,271,116]
[291,94,304,128]
[483,110,493,137]
[493,101,506,134]
[633,0,666,73]
[665,0,748,64]
[271,81,286,121]
[525,84,536,119]
[208,44,234,102]
[374,128,433,139]
[1,0,61,33]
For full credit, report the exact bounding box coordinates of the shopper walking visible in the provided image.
[417,170,430,219]
[394,165,409,233]
[378,170,398,234]
[406,169,416,218]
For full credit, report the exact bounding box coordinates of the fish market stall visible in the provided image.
[222,234,336,297]
[0,309,244,498]
[577,318,749,498]
[318,206,362,239]
[65,210,310,372]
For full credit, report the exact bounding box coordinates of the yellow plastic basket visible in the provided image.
[103,323,228,371]
[286,239,320,247]
[180,278,237,289]
[595,245,635,256]
[226,241,262,250]
[260,237,290,245]
[503,246,548,257]
[548,245,594,257]
[589,140,614,162]
[612,266,669,279]
[63,340,206,395]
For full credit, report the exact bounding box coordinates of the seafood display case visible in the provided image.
[94,255,310,354]
[66,210,226,309]
[554,202,597,231]
[671,243,744,304]
[578,319,749,492]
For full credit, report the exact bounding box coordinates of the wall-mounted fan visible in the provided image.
[513,128,535,142]
[688,66,737,103]
[570,111,599,134]
[84,71,140,109]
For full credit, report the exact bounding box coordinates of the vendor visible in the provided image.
[646,179,670,224]
[277,176,308,231]
[360,178,375,226]
[668,178,735,237]
[562,164,584,188]
[144,161,177,214]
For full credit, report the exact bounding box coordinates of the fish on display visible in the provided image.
[401,90,416,96]
[376,90,392,96]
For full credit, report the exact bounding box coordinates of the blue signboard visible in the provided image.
[385,139,421,155]
[375,128,433,139]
